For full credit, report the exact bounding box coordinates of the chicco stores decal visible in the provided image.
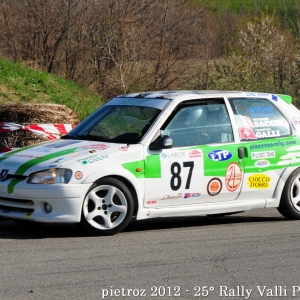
[77,154,109,165]
[247,174,271,189]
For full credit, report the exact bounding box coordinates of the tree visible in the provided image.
[215,11,300,98]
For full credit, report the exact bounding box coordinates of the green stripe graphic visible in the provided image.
[7,147,80,193]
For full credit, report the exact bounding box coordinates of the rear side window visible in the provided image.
[229,98,291,141]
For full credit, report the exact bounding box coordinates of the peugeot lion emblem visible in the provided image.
[0,169,9,180]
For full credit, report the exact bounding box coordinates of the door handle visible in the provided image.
[238,147,245,159]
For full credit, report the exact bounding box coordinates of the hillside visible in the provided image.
[0,58,103,121]
[195,0,298,13]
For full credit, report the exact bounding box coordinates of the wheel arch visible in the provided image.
[94,175,139,216]
[268,165,300,208]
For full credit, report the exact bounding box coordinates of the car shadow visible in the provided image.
[0,210,289,239]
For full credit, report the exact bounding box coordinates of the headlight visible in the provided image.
[26,169,72,184]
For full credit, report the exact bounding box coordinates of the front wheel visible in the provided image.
[80,178,134,235]
[278,168,300,219]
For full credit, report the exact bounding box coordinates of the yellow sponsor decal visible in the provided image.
[247,174,271,189]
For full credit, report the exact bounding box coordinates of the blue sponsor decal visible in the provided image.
[208,150,232,161]
[184,193,201,198]
[161,153,167,159]
[272,94,278,101]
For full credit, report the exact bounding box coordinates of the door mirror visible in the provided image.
[149,135,173,150]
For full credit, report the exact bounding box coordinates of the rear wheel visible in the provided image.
[278,168,300,219]
[80,178,134,235]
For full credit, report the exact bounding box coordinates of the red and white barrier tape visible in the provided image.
[0,122,74,153]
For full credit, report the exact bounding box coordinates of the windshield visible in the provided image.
[63,105,161,144]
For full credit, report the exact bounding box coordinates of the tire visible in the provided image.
[80,178,134,236]
[278,168,300,219]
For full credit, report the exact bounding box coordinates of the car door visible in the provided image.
[144,98,245,207]
[228,97,293,201]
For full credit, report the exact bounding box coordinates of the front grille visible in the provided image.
[0,196,34,214]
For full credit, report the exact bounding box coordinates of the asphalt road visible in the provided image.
[0,208,300,300]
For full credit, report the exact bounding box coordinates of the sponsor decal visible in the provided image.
[49,140,81,148]
[189,150,201,158]
[161,193,182,200]
[29,147,52,153]
[48,165,57,168]
[225,163,242,192]
[80,144,109,150]
[247,174,271,189]
[249,106,274,118]
[184,192,201,198]
[272,94,278,101]
[161,152,167,159]
[207,178,222,196]
[1,161,20,167]
[118,99,147,106]
[245,92,269,97]
[75,171,83,180]
[146,200,156,205]
[78,154,109,165]
[116,151,142,163]
[239,127,257,140]
[251,151,275,159]
[253,119,285,128]
[163,151,186,159]
[292,116,300,130]
[255,130,280,138]
[119,146,128,151]
[53,158,64,163]
[12,154,42,159]
[250,141,295,150]
[208,150,232,162]
[254,160,270,168]
[0,169,9,180]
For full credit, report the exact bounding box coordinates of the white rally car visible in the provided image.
[1,90,300,235]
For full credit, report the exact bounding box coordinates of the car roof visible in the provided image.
[116,90,292,104]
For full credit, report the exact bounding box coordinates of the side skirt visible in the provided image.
[136,199,267,220]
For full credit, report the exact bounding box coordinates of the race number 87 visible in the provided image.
[170,161,194,191]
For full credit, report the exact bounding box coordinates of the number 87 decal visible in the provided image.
[170,161,194,191]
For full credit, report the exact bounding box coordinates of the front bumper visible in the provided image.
[0,180,92,223]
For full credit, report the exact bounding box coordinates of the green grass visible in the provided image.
[0,58,103,120]
[193,0,299,13]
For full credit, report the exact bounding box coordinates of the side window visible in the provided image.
[229,98,291,141]
[162,100,233,147]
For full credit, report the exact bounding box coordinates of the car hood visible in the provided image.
[0,139,143,177]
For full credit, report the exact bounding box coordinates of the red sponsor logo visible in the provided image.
[146,200,156,205]
[81,144,110,150]
[239,127,257,140]
[119,147,128,151]
[225,163,242,192]
[189,150,201,158]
